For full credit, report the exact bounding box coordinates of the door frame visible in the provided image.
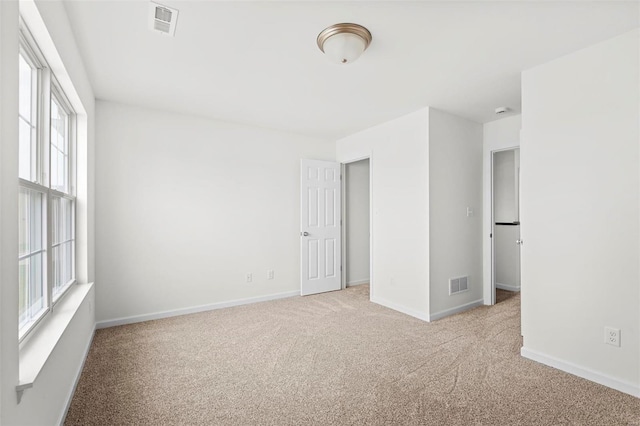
[340,156,373,298]
[489,146,520,305]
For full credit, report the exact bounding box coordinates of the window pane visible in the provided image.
[19,52,37,183]
[52,196,59,244]
[52,196,73,245]
[29,191,43,252]
[52,197,74,298]
[29,253,45,314]
[53,241,74,297]
[18,54,32,120]
[18,188,46,334]
[50,147,58,188]
[18,253,46,332]
[66,241,74,283]
[58,151,65,191]
[19,258,29,325]
[51,95,69,193]
[19,118,34,181]
[19,190,29,256]
[52,245,60,295]
[19,188,44,254]
[64,197,73,240]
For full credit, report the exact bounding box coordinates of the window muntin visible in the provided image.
[18,26,77,340]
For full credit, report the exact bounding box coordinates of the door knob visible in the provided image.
[516,239,523,245]
[301,231,309,236]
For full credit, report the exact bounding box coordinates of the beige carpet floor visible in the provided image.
[65,286,640,425]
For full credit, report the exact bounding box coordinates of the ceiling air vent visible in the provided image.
[148,2,179,37]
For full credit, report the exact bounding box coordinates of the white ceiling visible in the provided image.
[63,1,639,139]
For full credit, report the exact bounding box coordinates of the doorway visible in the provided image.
[491,148,521,304]
[341,158,371,291]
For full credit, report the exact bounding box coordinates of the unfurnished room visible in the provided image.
[0,1,639,424]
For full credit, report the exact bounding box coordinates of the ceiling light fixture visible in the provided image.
[317,23,372,65]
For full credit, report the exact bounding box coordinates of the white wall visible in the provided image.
[521,29,639,396]
[336,109,430,320]
[345,159,370,286]
[337,107,483,321]
[428,109,483,318]
[0,1,19,421]
[482,115,521,304]
[95,101,334,323]
[1,1,96,424]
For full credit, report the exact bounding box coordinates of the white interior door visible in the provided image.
[300,159,341,296]
[492,147,521,304]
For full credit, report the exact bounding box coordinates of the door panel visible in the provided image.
[301,159,341,296]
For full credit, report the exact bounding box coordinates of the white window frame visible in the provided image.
[18,21,77,343]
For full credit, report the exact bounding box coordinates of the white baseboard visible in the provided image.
[370,296,429,322]
[96,290,300,329]
[429,299,484,321]
[58,324,96,426]
[496,282,521,292]
[521,347,640,398]
[346,279,369,287]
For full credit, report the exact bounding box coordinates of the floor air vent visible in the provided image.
[449,276,469,295]
[149,2,179,37]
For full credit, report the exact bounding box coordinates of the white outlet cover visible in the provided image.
[604,327,620,347]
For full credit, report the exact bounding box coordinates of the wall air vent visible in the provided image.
[449,276,469,295]
[148,2,179,37]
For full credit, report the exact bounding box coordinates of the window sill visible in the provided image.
[16,282,94,403]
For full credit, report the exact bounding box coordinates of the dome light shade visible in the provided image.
[317,23,372,65]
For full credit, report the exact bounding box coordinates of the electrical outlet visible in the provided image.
[267,270,274,280]
[604,327,620,347]
[246,273,253,283]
